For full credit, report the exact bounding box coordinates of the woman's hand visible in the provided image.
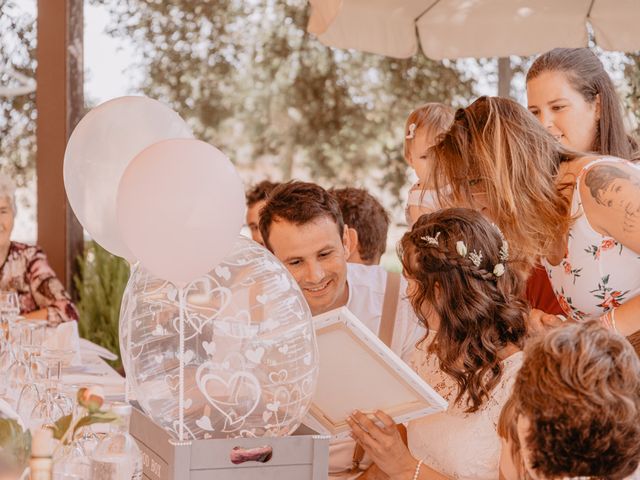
[527,308,563,334]
[347,410,416,479]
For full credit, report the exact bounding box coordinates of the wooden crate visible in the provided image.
[130,406,329,480]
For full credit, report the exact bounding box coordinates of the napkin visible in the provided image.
[78,338,118,361]
[43,321,81,366]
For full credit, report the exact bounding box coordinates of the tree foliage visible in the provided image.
[94,0,475,204]
[624,53,640,139]
[0,0,37,187]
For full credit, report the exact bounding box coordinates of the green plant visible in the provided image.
[75,241,130,370]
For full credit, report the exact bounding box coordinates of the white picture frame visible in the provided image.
[305,306,447,439]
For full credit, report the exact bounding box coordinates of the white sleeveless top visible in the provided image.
[404,183,448,225]
[407,337,523,480]
[543,158,640,321]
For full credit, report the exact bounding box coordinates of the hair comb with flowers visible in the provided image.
[406,123,417,140]
[421,230,509,279]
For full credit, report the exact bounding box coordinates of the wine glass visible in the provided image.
[0,291,19,379]
[30,348,75,429]
[16,320,48,421]
[0,291,20,325]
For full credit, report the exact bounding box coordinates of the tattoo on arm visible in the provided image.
[584,164,640,234]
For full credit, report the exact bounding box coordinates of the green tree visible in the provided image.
[95,0,474,205]
[0,0,37,187]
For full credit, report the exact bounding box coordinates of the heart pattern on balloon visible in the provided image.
[245,347,265,364]
[195,415,215,432]
[214,265,231,281]
[202,340,216,356]
[195,363,262,432]
[176,349,195,365]
[165,374,180,392]
[121,238,318,440]
[268,369,288,384]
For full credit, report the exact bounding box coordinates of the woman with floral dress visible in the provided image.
[0,175,78,326]
[524,48,640,330]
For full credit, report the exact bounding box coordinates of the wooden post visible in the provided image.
[36,0,84,296]
[497,57,512,99]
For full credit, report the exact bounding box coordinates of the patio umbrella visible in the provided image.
[307,0,640,59]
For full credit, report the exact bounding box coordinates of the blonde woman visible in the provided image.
[431,96,640,336]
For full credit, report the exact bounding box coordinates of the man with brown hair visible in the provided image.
[245,180,280,246]
[259,180,423,478]
[329,187,390,266]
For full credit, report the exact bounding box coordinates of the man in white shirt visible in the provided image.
[259,181,425,478]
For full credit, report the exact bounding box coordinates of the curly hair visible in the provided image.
[399,207,528,413]
[431,96,578,269]
[329,187,389,264]
[499,321,640,479]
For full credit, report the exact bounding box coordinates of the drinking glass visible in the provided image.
[0,291,20,325]
[30,348,76,429]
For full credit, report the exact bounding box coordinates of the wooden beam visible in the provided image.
[36,0,84,295]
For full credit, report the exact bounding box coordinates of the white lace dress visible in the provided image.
[407,340,523,480]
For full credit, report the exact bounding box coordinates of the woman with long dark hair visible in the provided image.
[349,208,528,479]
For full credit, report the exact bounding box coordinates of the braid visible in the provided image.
[400,208,529,413]
[417,238,503,282]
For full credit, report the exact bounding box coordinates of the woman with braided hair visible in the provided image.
[348,208,528,480]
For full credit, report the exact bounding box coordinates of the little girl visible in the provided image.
[404,103,454,227]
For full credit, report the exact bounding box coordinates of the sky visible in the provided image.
[84,3,142,104]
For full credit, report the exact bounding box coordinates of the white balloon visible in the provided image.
[64,96,193,259]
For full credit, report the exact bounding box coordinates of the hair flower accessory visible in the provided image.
[468,250,483,267]
[456,241,467,257]
[421,231,441,246]
[499,240,509,262]
[406,123,417,139]
[493,263,505,277]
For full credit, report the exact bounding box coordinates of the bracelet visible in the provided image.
[412,459,423,480]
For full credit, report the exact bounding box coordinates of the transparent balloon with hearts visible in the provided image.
[120,236,319,440]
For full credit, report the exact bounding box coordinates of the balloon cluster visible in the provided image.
[64,97,244,283]
[64,97,318,440]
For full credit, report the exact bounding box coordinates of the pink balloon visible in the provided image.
[116,139,245,285]
[64,96,193,260]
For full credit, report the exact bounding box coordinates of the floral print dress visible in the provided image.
[0,242,78,326]
[543,158,640,321]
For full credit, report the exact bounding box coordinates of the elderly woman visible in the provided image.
[0,175,78,326]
